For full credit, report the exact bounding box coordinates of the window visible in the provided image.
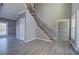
[0,22,7,36]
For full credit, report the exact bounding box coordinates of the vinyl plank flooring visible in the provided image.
[0,37,76,55]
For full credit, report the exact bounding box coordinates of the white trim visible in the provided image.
[57,19,69,22]
[24,38,37,43]
[33,37,52,42]
[17,38,37,43]
[17,37,52,43]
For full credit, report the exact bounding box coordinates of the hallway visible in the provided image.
[0,37,76,55]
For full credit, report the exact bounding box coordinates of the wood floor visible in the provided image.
[0,37,76,55]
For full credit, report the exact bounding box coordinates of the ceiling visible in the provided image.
[0,3,26,20]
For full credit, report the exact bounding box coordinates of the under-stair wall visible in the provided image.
[26,3,54,40]
[36,25,50,40]
[16,6,50,42]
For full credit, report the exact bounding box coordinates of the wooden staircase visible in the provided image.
[25,3,54,40]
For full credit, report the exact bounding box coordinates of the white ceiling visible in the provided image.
[0,3,26,20]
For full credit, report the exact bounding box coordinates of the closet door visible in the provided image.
[19,15,26,40]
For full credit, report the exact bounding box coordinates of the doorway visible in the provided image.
[57,19,69,41]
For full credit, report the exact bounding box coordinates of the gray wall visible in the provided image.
[16,11,37,42]
[0,17,16,36]
[71,3,79,15]
[35,3,71,39]
[35,3,71,30]
[71,3,79,52]
[16,10,49,42]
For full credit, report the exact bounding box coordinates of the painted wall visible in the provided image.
[36,25,50,39]
[35,3,71,39]
[35,3,71,29]
[0,3,26,20]
[71,3,79,15]
[71,3,79,52]
[0,17,16,36]
[16,10,37,41]
[17,4,71,41]
[16,10,49,42]
[26,10,37,41]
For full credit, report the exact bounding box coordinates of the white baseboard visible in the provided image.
[24,38,37,43]
[24,37,52,43]
[17,37,52,43]
[34,37,52,42]
[17,38,36,43]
